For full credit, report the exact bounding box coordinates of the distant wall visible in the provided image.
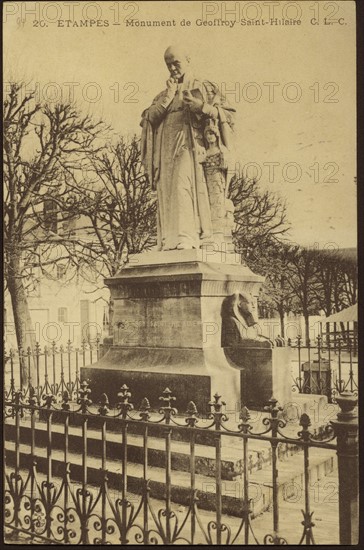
[4,282,110,349]
[257,314,324,343]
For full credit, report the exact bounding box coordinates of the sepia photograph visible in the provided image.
[3,0,358,545]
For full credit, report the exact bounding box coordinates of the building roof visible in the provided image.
[323,303,357,324]
[320,247,357,261]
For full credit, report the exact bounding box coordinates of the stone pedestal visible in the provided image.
[82,249,268,412]
[224,345,293,409]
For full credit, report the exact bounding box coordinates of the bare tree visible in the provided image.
[284,246,321,344]
[338,256,357,308]
[229,176,290,255]
[311,252,340,317]
[311,250,357,341]
[249,242,297,338]
[57,136,157,327]
[4,82,106,383]
[310,250,358,317]
[227,175,292,337]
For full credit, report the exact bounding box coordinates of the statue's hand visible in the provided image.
[166,77,178,97]
[182,90,203,112]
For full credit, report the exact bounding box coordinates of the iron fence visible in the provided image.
[4,336,358,408]
[4,339,100,404]
[288,336,358,402]
[4,383,358,545]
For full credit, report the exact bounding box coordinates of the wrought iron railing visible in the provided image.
[4,339,100,404]
[4,335,358,408]
[4,383,358,545]
[288,336,358,402]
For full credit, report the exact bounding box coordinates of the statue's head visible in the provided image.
[204,126,219,146]
[237,292,258,327]
[204,119,220,147]
[222,291,258,328]
[164,45,191,80]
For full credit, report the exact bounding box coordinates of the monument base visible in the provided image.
[81,249,294,412]
[224,346,292,409]
[82,346,241,413]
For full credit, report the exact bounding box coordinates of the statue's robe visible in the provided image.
[141,72,235,250]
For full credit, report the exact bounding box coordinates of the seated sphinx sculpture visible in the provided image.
[221,291,274,347]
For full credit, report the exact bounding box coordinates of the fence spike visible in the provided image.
[139,397,151,421]
[208,393,227,429]
[298,413,312,441]
[238,405,252,433]
[98,393,110,416]
[159,387,177,421]
[116,384,134,417]
[77,380,92,413]
[62,390,71,411]
[140,397,150,410]
[239,405,251,424]
[299,413,311,430]
[159,387,176,406]
[28,386,37,406]
[208,392,226,412]
[14,390,23,405]
[43,393,56,408]
[186,401,198,427]
[186,400,198,416]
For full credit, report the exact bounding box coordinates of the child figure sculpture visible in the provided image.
[201,120,235,247]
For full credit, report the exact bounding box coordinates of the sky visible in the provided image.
[3,0,357,249]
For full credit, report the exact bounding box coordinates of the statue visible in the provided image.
[221,292,291,409]
[221,292,274,347]
[140,45,235,251]
[201,119,235,246]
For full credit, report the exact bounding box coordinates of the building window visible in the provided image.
[103,307,110,332]
[26,276,41,297]
[62,216,77,236]
[32,280,41,298]
[58,307,68,323]
[43,199,58,233]
[56,265,67,280]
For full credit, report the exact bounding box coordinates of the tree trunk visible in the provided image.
[108,298,114,338]
[325,296,332,317]
[7,253,37,387]
[278,307,285,339]
[304,311,310,345]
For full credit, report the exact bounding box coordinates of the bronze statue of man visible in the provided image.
[141,45,235,250]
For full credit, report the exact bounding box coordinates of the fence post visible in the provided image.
[330,391,358,545]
